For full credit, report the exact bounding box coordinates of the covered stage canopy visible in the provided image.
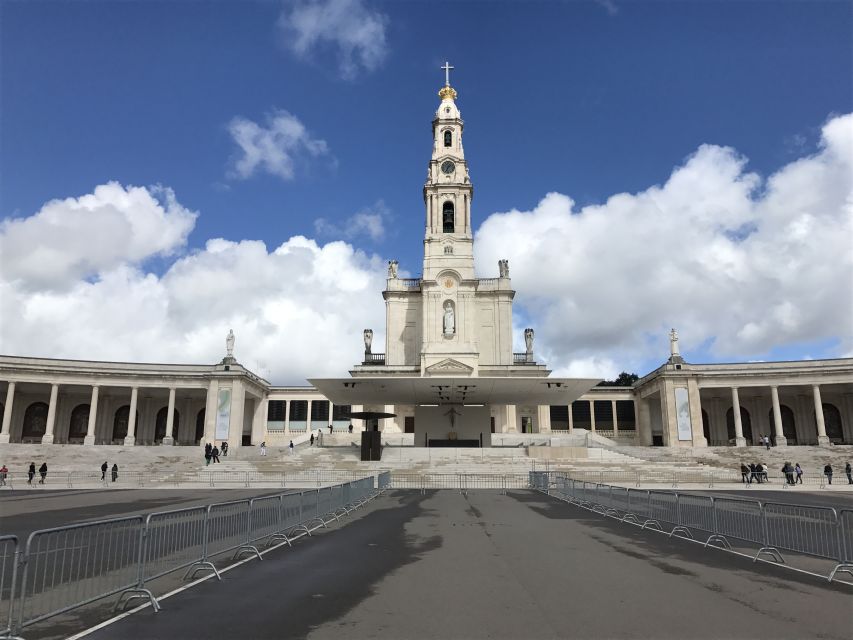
[307,376,601,407]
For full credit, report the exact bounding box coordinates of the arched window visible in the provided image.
[443,245,453,254]
[113,405,138,442]
[768,405,797,445]
[155,407,180,442]
[726,406,753,444]
[817,403,845,443]
[444,130,452,147]
[68,404,90,440]
[442,201,454,233]
[196,409,206,444]
[22,402,48,441]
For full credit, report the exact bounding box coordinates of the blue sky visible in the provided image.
[1,0,852,383]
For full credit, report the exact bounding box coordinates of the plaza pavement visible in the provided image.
[77,489,851,640]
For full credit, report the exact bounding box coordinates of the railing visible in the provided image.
[536,472,853,582]
[1,476,386,636]
[390,472,531,494]
[538,468,830,487]
[362,353,386,365]
[513,353,534,364]
[398,278,421,287]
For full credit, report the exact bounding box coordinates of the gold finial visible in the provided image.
[438,85,457,100]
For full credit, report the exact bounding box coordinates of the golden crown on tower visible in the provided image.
[438,85,457,100]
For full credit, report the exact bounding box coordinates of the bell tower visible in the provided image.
[422,62,475,281]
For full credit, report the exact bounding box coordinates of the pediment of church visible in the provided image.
[425,358,474,375]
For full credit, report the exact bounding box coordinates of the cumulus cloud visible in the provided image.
[0,185,386,384]
[314,200,389,242]
[277,0,388,79]
[475,113,853,374]
[0,183,196,291]
[227,109,330,181]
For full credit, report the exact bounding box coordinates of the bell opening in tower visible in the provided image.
[442,201,455,233]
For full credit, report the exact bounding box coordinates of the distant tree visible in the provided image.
[596,372,639,387]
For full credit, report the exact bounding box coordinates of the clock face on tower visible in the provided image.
[441,160,455,175]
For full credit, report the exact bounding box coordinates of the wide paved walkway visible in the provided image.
[86,490,851,640]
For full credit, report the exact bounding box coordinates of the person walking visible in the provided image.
[38,463,47,484]
[260,441,267,456]
[824,463,833,485]
[211,446,220,463]
[782,462,795,485]
[348,423,353,434]
[289,440,294,455]
[740,463,751,484]
[0,464,8,486]
[205,443,212,466]
[310,433,315,446]
[764,435,771,450]
[27,462,36,485]
[111,463,119,482]
[328,424,333,434]
[101,461,108,481]
[221,442,228,456]
[845,461,852,484]
[795,462,803,484]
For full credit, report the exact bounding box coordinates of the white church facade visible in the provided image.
[1,71,852,451]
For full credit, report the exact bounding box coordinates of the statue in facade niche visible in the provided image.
[498,259,509,278]
[443,301,455,335]
[363,329,373,354]
[226,329,235,358]
[670,328,680,357]
[524,328,534,354]
[387,260,398,278]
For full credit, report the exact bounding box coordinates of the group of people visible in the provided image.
[741,461,853,485]
[100,461,119,482]
[26,462,48,485]
[204,441,228,465]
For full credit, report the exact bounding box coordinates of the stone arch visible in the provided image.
[701,409,710,441]
[22,402,48,441]
[726,406,752,444]
[112,405,138,442]
[155,407,180,443]
[196,408,206,444]
[442,201,454,233]
[768,405,797,445]
[817,403,844,443]
[68,404,90,440]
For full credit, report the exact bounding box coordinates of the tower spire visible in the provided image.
[438,61,458,100]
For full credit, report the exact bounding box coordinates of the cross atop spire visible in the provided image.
[441,61,454,87]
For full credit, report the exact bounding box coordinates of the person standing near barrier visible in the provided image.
[740,463,750,484]
[782,462,795,485]
[221,441,228,456]
[310,433,315,446]
[27,462,35,485]
[211,446,220,463]
[111,463,118,482]
[260,441,267,456]
[289,440,294,455]
[0,464,7,486]
[38,462,47,484]
[101,461,108,481]
[205,443,212,466]
[824,463,833,485]
[795,462,803,484]
[845,461,852,484]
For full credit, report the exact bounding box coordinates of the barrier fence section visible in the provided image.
[3,476,387,637]
[527,468,830,488]
[542,472,853,582]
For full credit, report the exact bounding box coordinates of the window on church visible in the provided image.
[444,130,452,147]
[444,245,453,254]
[442,201,454,233]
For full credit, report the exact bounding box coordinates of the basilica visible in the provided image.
[1,73,851,451]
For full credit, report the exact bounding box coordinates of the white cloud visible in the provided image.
[314,200,389,242]
[227,109,330,181]
[0,185,387,385]
[277,0,388,79]
[0,182,196,291]
[595,0,619,17]
[475,113,853,374]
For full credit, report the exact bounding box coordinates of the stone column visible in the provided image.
[637,397,652,446]
[162,387,176,446]
[203,379,219,446]
[770,386,786,446]
[329,402,334,431]
[711,397,722,445]
[537,404,551,433]
[42,384,59,444]
[731,387,746,447]
[589,400,596,433]
[252,397,267,445]
[284,399,291,433]
[84,385,99,446]
[306,399,313,433]
[383,404,395,432]
[0,382,15,443]
[567,403,574,434]
[505,404,517,433]
[229,381,246,449]
[124,387,138,446]
[687,379,706,447]
[813,384,829,446]
[611,400,618,435]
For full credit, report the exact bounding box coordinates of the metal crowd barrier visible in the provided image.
[2,476,387,637]
[541,472,853,582]
[389,473,530,494]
